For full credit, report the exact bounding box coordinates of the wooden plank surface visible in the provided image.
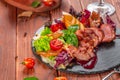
[0,0,16,80]
[112,0,120,22]
[1,0,120,80]
[16,10,57,80]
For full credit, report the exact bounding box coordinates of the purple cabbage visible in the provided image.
[54,50,73,68]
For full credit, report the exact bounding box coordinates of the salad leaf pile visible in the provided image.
[62,25,79,47]
[33,22,80,69]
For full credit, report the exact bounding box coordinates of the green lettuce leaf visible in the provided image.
[62,26,79,47]
[41,27,52,36]
[33,36,52,52]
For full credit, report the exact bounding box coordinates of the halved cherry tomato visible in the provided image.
[50,39,63,51]
[54,77,67,80]
[43,0,55,6]
[22,58,35,69]
[50,23,64,32]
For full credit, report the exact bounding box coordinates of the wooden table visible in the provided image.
[1,0,120,80]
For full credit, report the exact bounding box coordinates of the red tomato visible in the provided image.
[54,77,67,80]
[50,23,64,32]
[43,0,55,6]
[22,58,35,69]
[50,39,63,50]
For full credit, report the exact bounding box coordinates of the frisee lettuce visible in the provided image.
[41,27,52,36]
[33,36,52,52]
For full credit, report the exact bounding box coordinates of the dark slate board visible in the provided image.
[31,26,120,74]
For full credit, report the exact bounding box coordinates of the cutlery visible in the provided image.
[102,67,120,80]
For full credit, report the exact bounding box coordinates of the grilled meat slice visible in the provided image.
[74,28,99,61]
[74,23,115,61]
[73,46,95,61]
[91,28,104,43]
[100,24,115,42]
[76,28,99,47]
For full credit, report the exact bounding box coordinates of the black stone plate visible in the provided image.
[31,26,120,74]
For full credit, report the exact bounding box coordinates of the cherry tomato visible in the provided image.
[43,0,55,6]
[54,77,67,80]
[50,39,63,50]
[22,58,35,69]
[50,23,64,32]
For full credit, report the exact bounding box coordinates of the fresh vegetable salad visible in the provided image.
[32,8,116,69]
[32,11,84,69]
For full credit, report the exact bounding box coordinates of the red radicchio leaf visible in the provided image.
[83,9,91,19]
[54,50,73,68]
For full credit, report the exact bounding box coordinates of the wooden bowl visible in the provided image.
[5,0,61,12]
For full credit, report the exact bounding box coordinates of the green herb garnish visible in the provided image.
[24,77,39,80]
[31,1,41,8]
[68,25,79,33]
[62,25,79,47]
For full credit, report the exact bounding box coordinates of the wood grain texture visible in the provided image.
[16,11,57,80]
[1,0,120,80]
[0,0,16,80]
[100,71,114,80]
[111,0,120,22]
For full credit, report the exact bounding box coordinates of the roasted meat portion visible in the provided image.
[91,28,104,43]
[73,46,95,61]
[100,24,115,42]
[74,28,99,61]
[66,23,115,61]
[66,45,95,61]
[76,28,100,47]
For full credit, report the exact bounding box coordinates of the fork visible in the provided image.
[102,67,120,80]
